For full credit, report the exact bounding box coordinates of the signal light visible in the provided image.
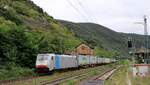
[128,40,132,48]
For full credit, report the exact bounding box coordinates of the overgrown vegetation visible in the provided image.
[94,47,120,57]
[104,66,128,85]
[0,63,35,80]
[0,0,80,80]
[130,75,150,85]
[105,60,150,85]
[104,60,130,85]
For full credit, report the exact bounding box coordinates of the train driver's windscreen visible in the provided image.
[37,55,48,61]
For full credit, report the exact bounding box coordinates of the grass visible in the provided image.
[0,66,35,81]
[104,66,128,85]
[61,63,119,85]
[104,60,130,85]
[129,67,150,85]
[130,76,150,85]
[104,60,150,85]
[64,80,75,85]
[1,63,118,85]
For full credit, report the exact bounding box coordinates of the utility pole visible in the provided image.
[144,16,148,35]
[144,16,149,63]
[134,16,149,63]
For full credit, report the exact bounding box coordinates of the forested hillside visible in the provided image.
[0,0,81,80]
[58,20,150,57]
[0,0,148,80]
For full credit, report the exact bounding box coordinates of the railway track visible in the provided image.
[95,68,117,80]
[39,67,96,85]
[40,72,89,85]
[80,67,119,85]
[0,66,97,85]
[0,64,118,85]
[40,67,118,85]
[0,70,81,85]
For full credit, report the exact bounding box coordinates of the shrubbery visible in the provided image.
[0,0,80,80]
[0,64,35,80]
[0,20,81,80]
[94,47,120,58]
[0,25,36,68]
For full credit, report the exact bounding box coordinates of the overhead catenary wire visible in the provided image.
[65,0,90,22]
[65,0,111,38]
[75,0,99,23]
[75,0,93,21]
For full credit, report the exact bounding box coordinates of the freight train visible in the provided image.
[36,54,117,73]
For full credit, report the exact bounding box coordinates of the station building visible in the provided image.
[75,43,94,56]
[65,43,94,56]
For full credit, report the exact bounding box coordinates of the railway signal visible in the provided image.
[128,39,132,48]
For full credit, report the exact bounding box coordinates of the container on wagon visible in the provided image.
[89,56,97,64]
[78,55,90,66]
[60,55,78,68]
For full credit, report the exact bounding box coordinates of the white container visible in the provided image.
[60,55,78,68]
[78,55,90,66]
[89,56,97,64]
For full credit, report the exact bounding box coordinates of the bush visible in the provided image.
[0,7,22,25]
[0,26,39,68]
[0,0,83,80]
[0,66,35,80]
[94,47,120,57]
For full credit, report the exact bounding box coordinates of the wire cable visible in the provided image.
[66,0,90,22]
[75,0,99,24]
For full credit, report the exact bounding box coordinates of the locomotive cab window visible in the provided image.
[37,55,48,61]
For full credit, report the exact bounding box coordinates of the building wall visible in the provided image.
[76,44,93,55]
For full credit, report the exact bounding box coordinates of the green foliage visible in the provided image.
[58,20,127,57]
[0,26,36,68]
[0,64,35,80]
[94,47,120,57]
[65,80,74,85]
[13,1,39,18]
[0,0,81,75]
[0,7,22,25]
[64,38,81,51]
[0,24,81,68]
[118,60,130,65]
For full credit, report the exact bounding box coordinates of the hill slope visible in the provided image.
[0,0,81,80]
[0,0,149,80]
[0,0,84,80]
[58,20,150,57]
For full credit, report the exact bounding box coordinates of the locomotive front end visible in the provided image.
[36,54,54,73]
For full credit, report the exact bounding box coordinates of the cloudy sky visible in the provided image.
[31,0,150,35]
